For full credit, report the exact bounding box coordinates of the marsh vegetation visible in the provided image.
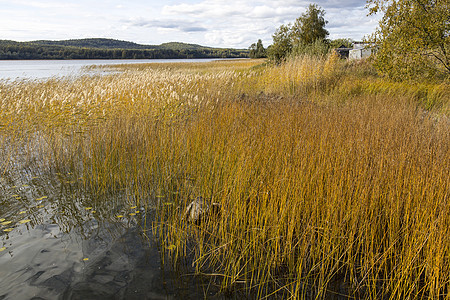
[1,57,449,298]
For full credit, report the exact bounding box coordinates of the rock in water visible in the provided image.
[183,197,220,223]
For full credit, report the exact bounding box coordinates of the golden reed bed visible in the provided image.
[1,57,449,298]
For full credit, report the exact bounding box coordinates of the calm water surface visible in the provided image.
[0,147,220,299]
[0,59,222,80]
[0,58,227,299]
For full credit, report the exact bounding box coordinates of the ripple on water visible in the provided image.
[0,169,220,299]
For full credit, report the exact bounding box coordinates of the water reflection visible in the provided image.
[0,59,225,81]
[0,158,219,299]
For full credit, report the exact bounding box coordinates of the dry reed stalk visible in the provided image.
[0,58,448,299]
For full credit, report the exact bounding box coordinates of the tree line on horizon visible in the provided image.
[0,39,249,60]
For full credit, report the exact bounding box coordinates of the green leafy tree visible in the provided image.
[329,38,354,49]
[249,39,267,58]
[268,4,330,61]
[367,0,450,79]
[291,4,329,45]
[267,24,293,63]
[292,39,330,56]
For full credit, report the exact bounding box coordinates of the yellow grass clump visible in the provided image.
[0,57,449,299]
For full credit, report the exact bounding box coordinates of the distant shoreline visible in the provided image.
[0,56,248,61]
[0,58,244,80]
[0,38,249,60]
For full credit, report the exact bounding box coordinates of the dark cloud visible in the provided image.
[182,27,207,32]
[123,18,207,33]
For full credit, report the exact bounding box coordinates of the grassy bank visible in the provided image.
[1,57,449,298]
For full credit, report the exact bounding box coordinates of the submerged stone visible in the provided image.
[183,197,220,223]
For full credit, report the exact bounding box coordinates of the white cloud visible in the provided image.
[157,0,377,47]
[162,2,245,18]
[0,0,379,48]
[3,0,78,9]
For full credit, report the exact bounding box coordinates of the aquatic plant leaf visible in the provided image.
[130,206,137,209]
[83,258,89,261]
[0,218,5,222]
[19,219,31,224]
[36,196,48,201]
[1,221,12,225]
[85,207,92,210]
[116,215,123,218]
[3,228,13,232]
[19,211,26,214]
[0,247,6,252]
[11,195,19,197]
[129,213,136,216]
[91,210,96,213]
[166,245,176,250]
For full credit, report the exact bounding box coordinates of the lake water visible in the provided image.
[0,58,230,300]
[0,59,223,81]
[0,145,220,299]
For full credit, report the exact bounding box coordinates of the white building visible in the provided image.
[349,48,375,60]
[349,42,376,60]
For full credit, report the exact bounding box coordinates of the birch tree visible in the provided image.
[367,0,450,79]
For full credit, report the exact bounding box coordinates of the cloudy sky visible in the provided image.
[0,0,380,48]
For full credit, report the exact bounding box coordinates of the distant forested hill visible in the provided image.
[0,38,249,60]
[30,38,156,49]
[157,42,210,50]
